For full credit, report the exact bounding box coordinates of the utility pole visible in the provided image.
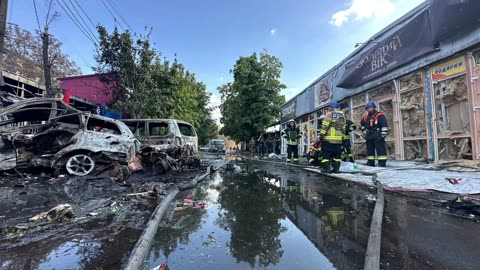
[0,0,9,88]
[42,25,52,95]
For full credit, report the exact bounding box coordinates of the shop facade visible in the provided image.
[280,0,480,161]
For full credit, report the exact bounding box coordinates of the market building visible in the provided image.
[280,0,480,161]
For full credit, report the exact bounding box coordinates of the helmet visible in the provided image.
[319,115,326,120]
[288,119,296,125]
[365,102,376,109]
[330,101,340,109]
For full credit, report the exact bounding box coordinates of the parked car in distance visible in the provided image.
[121,119,198,152]
[206,139,225,153]
[0,98,139,176]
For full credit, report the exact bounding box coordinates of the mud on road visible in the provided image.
[0,154,225,270]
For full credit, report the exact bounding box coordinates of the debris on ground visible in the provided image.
[29,204,74,222]
[444,196,480,216]
[446,177,461,185]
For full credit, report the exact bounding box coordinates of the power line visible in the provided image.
[55,0,98,47]
[99,0,125,31]
[32,0,42,32]
[105,0,134,33]
[72,0,97,29]
[66,0,98,41]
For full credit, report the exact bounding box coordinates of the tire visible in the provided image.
[65,154,96,176]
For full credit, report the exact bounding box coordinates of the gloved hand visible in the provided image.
[381,132,387,138]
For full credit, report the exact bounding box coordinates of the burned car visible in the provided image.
[0,99,139,176]
[121,119,198,152]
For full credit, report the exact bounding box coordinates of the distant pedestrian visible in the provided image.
[281,119,302,163]
[257,134,265,159]
[267,134,274,154]
[274,133,281,154]
[248,137,256,155]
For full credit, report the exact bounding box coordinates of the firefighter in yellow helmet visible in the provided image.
[281,119,302,163]
[319,102,346,173]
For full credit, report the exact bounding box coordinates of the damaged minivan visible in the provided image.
[0,99,139,176]
[122,119,198,152]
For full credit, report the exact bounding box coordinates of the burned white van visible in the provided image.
[121,119,198,152]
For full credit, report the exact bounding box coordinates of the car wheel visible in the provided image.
[66,154,96,176]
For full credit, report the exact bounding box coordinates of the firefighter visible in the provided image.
[281,119,302,163]
[360,102,388,167]
[307,135,323,166]
[342,118,356,163]
[319,102,345,173]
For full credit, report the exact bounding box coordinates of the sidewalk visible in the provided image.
[246,154,480,195]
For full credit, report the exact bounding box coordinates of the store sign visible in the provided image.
[281,98,297,122]
[314,82,331,108]
[337,10,434,88]
[431,56,466,82]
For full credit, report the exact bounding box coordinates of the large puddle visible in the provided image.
[145,170,374,269]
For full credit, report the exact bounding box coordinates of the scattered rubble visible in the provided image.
[29,204,74,222]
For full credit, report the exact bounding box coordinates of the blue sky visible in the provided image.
[10,0,424,121]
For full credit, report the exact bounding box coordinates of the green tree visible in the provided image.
[93,26,217,144]
[219,52,286,142]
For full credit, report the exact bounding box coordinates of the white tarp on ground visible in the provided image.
[304,161,480,194]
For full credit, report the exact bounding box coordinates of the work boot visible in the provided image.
[331,161,341,173]
[378,160,387,167]
[366,160,375,167]
[320,162,331,173]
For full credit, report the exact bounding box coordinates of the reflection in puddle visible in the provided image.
[146,171,374,269]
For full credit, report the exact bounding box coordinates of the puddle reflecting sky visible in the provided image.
[145,171,374,270]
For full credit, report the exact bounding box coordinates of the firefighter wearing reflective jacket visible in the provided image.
[281,119,302,163]
[343,119,356,163]
[360,102,388,167]
[307,135,323,166]
[319,102,345,173]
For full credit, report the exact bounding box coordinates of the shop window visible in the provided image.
[434,75,470,135]
[368,84,395,100]
[404,140,428,160]
[400,89,426,137]
[352,93,365,107]
[399,72,423,92]
[438,137,472,160]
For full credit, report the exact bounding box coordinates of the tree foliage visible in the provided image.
[3,24,82,83]
[93,26,217,145]
[219,52,285,142]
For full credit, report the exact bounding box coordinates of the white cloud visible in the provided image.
[329,0,395,27]
[216,77,225,82]
[209,93,221,107]
[281,87,300,101]
[211,107,222,123]
[209,93,222,124]
[270,28,277,36]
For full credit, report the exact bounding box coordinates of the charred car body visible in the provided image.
[121,119,198,152]
[0,99,139,176]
